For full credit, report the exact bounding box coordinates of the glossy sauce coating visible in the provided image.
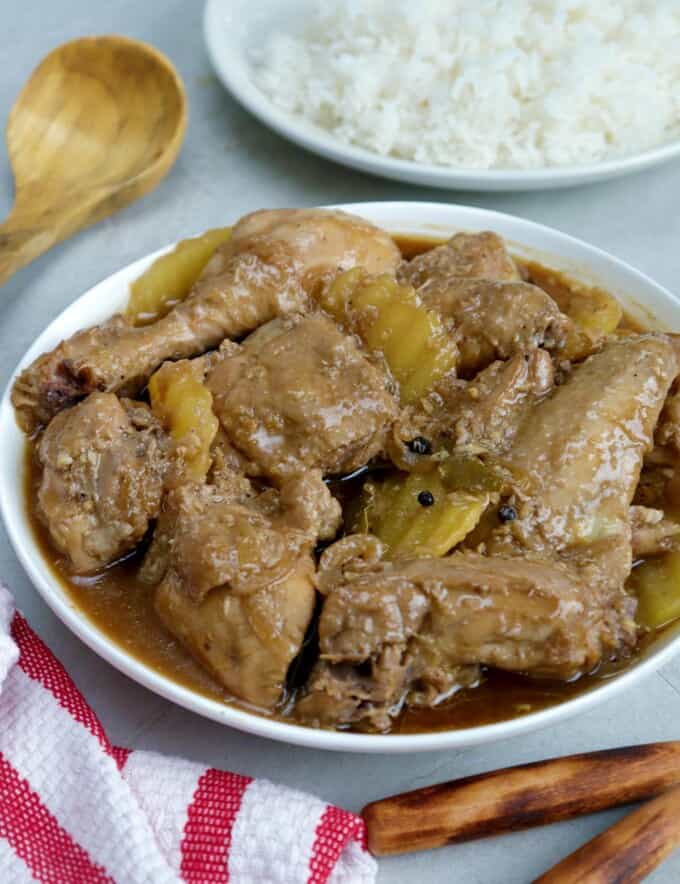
[22,235,663,733]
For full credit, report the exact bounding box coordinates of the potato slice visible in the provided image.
[631,550,680,629]
[438,452,513,494]
[355,470,488,558]
[148,360,218,482]
[319,272,457,404]
[566,289,622,337]
[525,261,622,360]
[126,227,232,325]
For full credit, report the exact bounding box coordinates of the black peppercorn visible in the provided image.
[417,490,435,507]
[498,504,517,523]
[407,436,432,456]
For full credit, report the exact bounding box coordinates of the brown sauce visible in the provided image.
[22,234,666,734]
[520,258,645,333]
[25,456,232,706]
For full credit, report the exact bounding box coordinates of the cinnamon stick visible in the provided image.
[362,742,680,857]
[534,783,680,883]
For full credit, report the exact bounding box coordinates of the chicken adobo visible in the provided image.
[16,209,680,733]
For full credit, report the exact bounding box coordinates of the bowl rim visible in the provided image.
[203,0,680,192]
[2,199,680,754]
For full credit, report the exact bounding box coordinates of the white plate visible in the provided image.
[204,0,680,192]
[2,201,680,753]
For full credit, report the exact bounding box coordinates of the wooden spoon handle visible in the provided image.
[534,783,680,884]
[0,211,57,286]
[362,741,680,857]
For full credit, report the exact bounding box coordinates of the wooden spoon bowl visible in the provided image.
[0,35,187,285]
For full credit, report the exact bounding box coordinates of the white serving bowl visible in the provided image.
[2,201,680,753]
[204,0,680,192]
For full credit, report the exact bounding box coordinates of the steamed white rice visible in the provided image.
[251,0,680,170]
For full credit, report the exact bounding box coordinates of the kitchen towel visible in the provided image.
[0,584,376,883]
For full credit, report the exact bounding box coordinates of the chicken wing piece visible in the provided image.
[389,349,554,469]
[445,350,555,451]
[36,393,167,573]
[297,549,618,731]
[488,335,678,588]
[398,231,521,288]
[206,314,398,481]
[149,471,325,707]
[12,209,401,432]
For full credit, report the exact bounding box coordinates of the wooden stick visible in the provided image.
[534,783,680,884]
[362,742,680,856]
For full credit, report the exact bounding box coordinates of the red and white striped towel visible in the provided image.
[0,585,377,883]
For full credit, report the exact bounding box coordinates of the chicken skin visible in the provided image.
[13,209,401,431]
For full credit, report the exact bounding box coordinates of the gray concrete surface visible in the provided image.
[1,3,680,881]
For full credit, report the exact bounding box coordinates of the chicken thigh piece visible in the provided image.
[298,549,616,731]
[144,471,339,600]
[422,278,570,376]
[156,561,316,709]
[156,550,316,710]
[398,230,570,375]
[206,314,398,481]
[36,393,167,573]
[150,474,322,707]
[398,231,521,287]
[228,207,401,282]
[12,209,401,432]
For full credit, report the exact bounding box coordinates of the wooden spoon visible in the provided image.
[362,741,680,856]
[0,35,187,286]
